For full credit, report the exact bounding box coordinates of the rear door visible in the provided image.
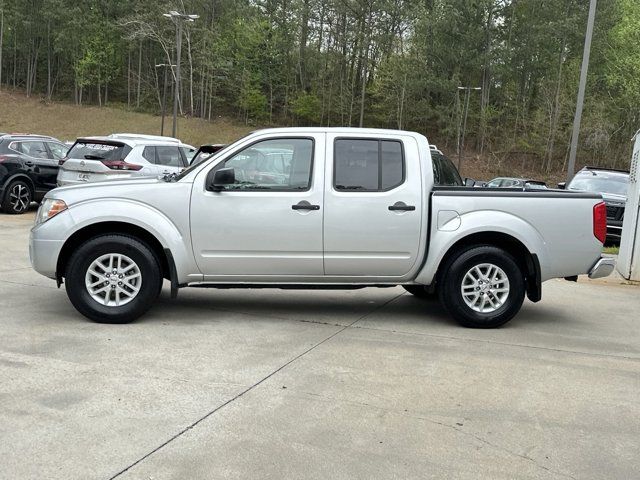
[323,133,423,277]
[190,133,324,277]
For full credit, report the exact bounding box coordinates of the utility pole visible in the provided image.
[456,86,482,171]
[155,63,175,136]
[163,11,199,139]
[566,0,597,183]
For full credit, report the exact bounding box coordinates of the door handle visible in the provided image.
[25,161,34,167]
[388,201,415,211]
[292,201,320,211]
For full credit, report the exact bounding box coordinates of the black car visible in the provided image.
[560,166,629,244]
[0,134,68,214]
[190,143,228,166]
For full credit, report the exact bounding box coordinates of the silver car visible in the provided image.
[57,133,195,186]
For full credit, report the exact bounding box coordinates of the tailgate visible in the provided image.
[64,139,131,172]
[61,158,111,173]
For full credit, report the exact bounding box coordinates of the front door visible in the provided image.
[190,134,324,278]
[323,133,423,277]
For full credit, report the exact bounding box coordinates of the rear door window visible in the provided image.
[155,146,183,168]
[142,146,156,163]
[46,142,68,160]
[68,141,129,161]
[334,139,405,191]
[180,147,195,164]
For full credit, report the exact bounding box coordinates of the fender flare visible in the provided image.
[415,210,549,289]
[58,198,201,284]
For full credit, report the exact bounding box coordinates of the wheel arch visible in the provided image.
[2,173,36,196]
[421,231,542,302]
[56,221,172,286]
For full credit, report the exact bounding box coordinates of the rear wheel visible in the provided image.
[438,245,525,328]
[2,180,32,214]
[403,285,437,299]
[65,234,162,323]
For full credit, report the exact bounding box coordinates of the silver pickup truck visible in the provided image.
[29,128,614,328]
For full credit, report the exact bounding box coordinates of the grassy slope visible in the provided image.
[1,90,570,184]
[0,90,253,147]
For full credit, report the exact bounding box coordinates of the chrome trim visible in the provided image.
[588,257,615,279]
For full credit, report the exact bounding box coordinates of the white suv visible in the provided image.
[57,133,195,186]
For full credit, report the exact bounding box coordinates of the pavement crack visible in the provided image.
[108,292,404,479]
[349,325,640,361]
[0,278,58,289]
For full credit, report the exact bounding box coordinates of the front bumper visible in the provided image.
[29,209,75,279]
[588,256,616,279]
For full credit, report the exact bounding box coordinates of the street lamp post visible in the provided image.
[566,0,597,183]
[155,63,175,136]
[163,11,199,139]
[456,86,482,171]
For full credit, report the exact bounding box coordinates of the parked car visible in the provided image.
[484,177,548,189]
[559,166,629,243]
[0,133,68,214]
[57,133,195,186]
[190,144,228,166]
[30,128,613,328]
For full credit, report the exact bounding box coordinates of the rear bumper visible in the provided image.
[588,256,616,279]
[56,169,141,186]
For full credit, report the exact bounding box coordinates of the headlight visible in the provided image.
[35,199,67,226]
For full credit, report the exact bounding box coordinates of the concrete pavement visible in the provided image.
[0,211,638,479]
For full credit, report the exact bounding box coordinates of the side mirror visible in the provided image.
[557,182,566,190]
[464,177,476,187]
[206,167,235,191]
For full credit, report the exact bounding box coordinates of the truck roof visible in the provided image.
[251,126,428,139]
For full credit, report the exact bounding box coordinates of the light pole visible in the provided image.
[155,63,175,136]
[163,11,199,138]
[456,86,482,171]
[566,0,597,183]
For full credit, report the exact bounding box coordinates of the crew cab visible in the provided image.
[30,128,614,328]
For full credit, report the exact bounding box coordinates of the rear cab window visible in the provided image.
[68,141,131,161]
[431,152,463,186]
[334,138,405,191]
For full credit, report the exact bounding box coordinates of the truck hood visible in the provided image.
[46,177,176,205]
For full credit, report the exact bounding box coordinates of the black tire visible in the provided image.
[65,234,162,323]
[403,285,437,299]
[2,180,32,214]
[438,245,525,328]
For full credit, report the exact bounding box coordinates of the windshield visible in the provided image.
[568,174,629,196]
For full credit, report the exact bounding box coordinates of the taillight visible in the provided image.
[0,155,8,163]
[101,159,142,171]
[593,202,607,244]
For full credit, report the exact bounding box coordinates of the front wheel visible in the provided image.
[65,234,162,323]
[438,245,525,328]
